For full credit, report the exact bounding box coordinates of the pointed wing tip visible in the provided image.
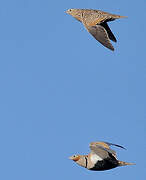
[110,47,114,51]
[112,39,117,43]
[106,46,114,51]
[98,41,114,51]
[120,146,126,150]
[100,44,114,51]
[103,141,126,150]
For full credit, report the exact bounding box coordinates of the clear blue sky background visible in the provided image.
[0,0,145,179]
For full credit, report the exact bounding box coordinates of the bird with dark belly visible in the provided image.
[69,141,135,171]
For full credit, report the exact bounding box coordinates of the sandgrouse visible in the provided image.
[69,141,135,171]
[66,9,127,51]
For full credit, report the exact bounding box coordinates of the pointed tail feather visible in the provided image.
[116,15,128,19]
[110,15,127,19]
[118,160,135,166]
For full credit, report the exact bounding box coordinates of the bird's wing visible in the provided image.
[103,141,126,150]
[90,142,116,159]
[84,24,114,51]
[100,22,117,42]
[89,145,109,159]
[89,141,125,159]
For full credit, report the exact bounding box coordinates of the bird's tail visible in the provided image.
[118,160,135,166]
[113,15,128,19]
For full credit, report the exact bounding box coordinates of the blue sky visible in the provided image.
[0,0,145,179]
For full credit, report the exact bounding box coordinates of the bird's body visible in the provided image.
[69,141,135,171]
[66,9,127,51]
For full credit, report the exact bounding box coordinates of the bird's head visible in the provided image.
[66,9,76,15]
[66,9,82,21]
[69,154,81,161]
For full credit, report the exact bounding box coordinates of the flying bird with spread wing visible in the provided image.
[69,141,135,171]
[66,9,127,51]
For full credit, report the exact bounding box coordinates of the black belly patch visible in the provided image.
[90,157,119,171]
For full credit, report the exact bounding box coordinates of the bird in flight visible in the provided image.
[66,9,127,51]
[69,141,135,171]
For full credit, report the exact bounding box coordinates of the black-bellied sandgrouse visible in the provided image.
[69,141,135,171]
[66,9,127,51]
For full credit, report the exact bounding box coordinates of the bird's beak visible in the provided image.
[69,155,80,161]
[69,156,73,160]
